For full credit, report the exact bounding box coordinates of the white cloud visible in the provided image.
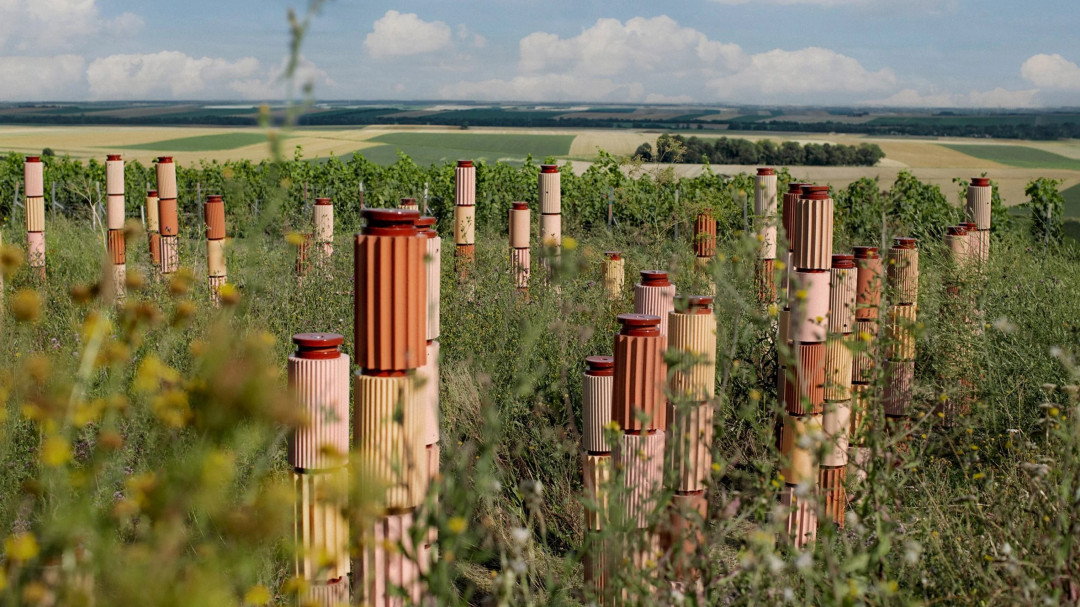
[86,51,262,99]
[708,0,958,10]
[230,55,335,100]
[439,74,644,102]
[645,93,696,104]
[708,47,896,98]
[364,10,452,59]
[1021,54,1080,90]
[0,0,142,52]
[864,87,1039,108]
[0,55,85,100]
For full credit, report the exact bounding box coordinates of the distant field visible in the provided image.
[357,132,575,165]
[117,132,269,152]
[941,144,1080,171]
[1062,182,1080,218]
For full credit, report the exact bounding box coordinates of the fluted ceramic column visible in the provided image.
[777,182,809,421]
[820,254,855,527]
[602,252,624,299]
[156,157,179,276]
[288,333,351,604]
[313,197,334,259]
[966,177,992,265]
[849,246,881,481]
[633,271,676,343]
[354,208,428,605]
[400,197,419,212]
[146,189,161,267]
[509,201,530,294]
[24,156,45,279]
[581,355,613,601]
[693,211,716,269]
[939,225,973,423]
[754,168,778,303]
[454,160,476,277]
[204,194,226,304]
[884,238,918,443]
[415,215,441,559]
[105,154,126,303]
[538,164,561,268]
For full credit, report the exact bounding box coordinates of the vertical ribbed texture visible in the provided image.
[694,213,716,258]
[583,453,611,531]
[288,355,350,470]
[293,469,350,581]
[208,276,226,305]
[354,374,425,510]
[668,403,713,492]
[793,197,834,270]
[425,236,441,341]
[633,283,676,337]
[207,239,226,277]
[148,232,161,266]
[667,312,717,401]
[538,170,561,215]
[818,466,846,527]
[887,247,919,305]
[602,256,624,298]
[665,492,707,578]
[107,195,125,231]
[509,206,530,249]
[303,579,349,606]
[511,247,530,290]
[778,307,791,349]
[453,204,475,246]
[966,184,992,230]
[945,233,971,268]
[145,193,160,232]
[582,373,613,453]
[105,158,124,195]
[780,485,817,549]
[23,160,43,197]
[26,231,45,268]
[884,304,917,361]
[582,531,608,601]
[25,197,44,232]
[355,233,427,371]
[112,265,126,304]
[754,174,778,216]
[417,341,440,446]
[849,383,871,444]
[160,235,179,274]
[883,361,914,417]
[358,511,424,607]
[823,337,853,401]
[617,432,664,528]
[314,204,334,243]
[855,256,882,320]
[155,162,177,200]
[784,343,825,415]
[756,258,776,303]
[107,229,126,264]
[821,400,851,467]
[781,191,799,247]
[851,320,878,383]
[539,213,561,248]
[976,230,990,264]
[780,413,821,484]
[613,333,668,432]
[828,266,857,334]
[790,270,830,343]
[779,250,793,294]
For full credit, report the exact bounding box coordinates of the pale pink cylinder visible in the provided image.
[634,280,676,338]
[358,511,425,606]
[417,340,440,446]
[582,364,614,453]
[313,202,334,244]
[426,236,441,341]
[538,166,561,215]
[828,265,857,334]
[509,204,530,249]
[106,157,124,196]
[26,231,45,268]
[618,431,665,528]
[789,270,830,343]
[454,161,475,208]
[821,400,851,467]
[23,157,43,198]
[511,247,530,289]
[966,181,992,230]
[668,402,713,492]
[155,158,177,200]
[288,352,351,470]
[107,194,125,231]
[160,235,179,274]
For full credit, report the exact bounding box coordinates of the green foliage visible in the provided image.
[634,134,884,166]
[1024,177,1065,245]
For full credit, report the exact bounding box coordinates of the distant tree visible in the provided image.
[633,142,653,161]
[42,147,55,157]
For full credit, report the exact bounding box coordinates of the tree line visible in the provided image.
[634,134,885,166]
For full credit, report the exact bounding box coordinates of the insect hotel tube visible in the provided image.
[966,177,992,265]
[602,251,624,299]
[145,190,161,266]
[538,164,562,268]
[883,237,918,441]
[633,271,676,343]
[754,168,778,303]
[399,197,419,211]
[24,156,45,278]
[453,160,476,275]
[415,215,441,556]
[313,197,334,259]
[820,254,856,527]
[581,355,614,598]
[508,201,530,294]
[105,154,126,303]
[693,210,716,269]
[777,182,810,416]
[779,412,821,548]
[204,194,227,304]
[939,226,974,423]
[353,208,428,605]
[156,157,180,276]
[287,333,351,602]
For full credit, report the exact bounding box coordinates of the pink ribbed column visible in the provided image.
[849,246,880,480]
[820,254,855,527]
[24,156,45,279]
[156,157,179,276]
[633,271,676,342]
[884,237,919,446]
[205,194,227,305]
[313,197,334,259]
[538,164,561,267]
[509,201,530,294]
[415,215,441,560]
[105,154,126,303]
[146,189,161,267]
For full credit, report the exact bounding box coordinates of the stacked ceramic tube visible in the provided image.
[204,194,227,304]
[780,184,833,548]
[400,197,419,212]
[354,209,428,605]
[146,189,161,267]
[965,178,992,265]
[883,238,919,439]
[754,168,778,303]
[313,197,334,259]
[538,164,561,267]
[849,246,882,480]
[633,271,676,345]
[940,225,974,422]
[602,251,624,299]
[581,355,614,601]
[415,214,441,565]
[777,182,810,411]
[156,157,179,276]
[693,211,716,268]
[23,156,45,278]
[664,296,716,580]
[612,314,667,577]
[454,160,476,275]
[509,201,530,294]
[105,154,126,303]
[288,333,351,605]
[820,254,856,527]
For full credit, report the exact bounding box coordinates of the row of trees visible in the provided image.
[634,134,885,167]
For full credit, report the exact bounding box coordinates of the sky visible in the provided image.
[0,0,1078,108]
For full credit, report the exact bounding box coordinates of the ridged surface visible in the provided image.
[511,247,530,290]
[780,413,821,484]
[759,225,777,259]
[851,320,878,383]
[25,196,44,232]
[945,233,971,268]
[793,197,834,270]
[582,373,613,453]
[539,213,561,248]
[790,270,830,343]
[145,194,159,231]
[818,466,847,527]
[107,229,125,264]
[975,229,990,264]
[884,304,917,361]
[357,511,424,607]
[538,171,561,214]
[453,204,475,245]
[293,469,350,581]
[823,337,853,402]
[780,485,817,549]
[633,283,676,337]
[23,161,43,197]
[617,432,664,528]
[148,232,161,265]
[155,162,177,200]
[785,343,825,415]
[602,256,624,298]
[313,204,333,243]
[426,236,441,341]
[26,231,45,267]
[694,213,716,258]
[883,361,914,417]
[207,239,226,277]
[668,402,713,492]
[966,184,992,230]
[855,256,883,320]
[425,443,440,537]
[887,247,919,305]
[828,266,857,333]
[821,400,851,467]
[667,312,717,401]
[754,173,778,216]
[107,194,125,230]
[583,453,611,531]
[664,492,707,578]
[302,579,349,606]
[849,383,871,444]
[509,207,530,249]
[778,308,791,350]
[417,340,440,446]
[756,258,776,303]
[582,531,608,599]
[158,198,178,236]
[205,201,225,240]
[613,333,668,432]
[354,374,425,510]
[454,165,474,207]
[160,235,179,274]
[208,276,226,304]
[355,233,427,371]
[288,354,350,470]
[781,191,799,245]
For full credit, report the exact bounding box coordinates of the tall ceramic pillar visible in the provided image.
[939,225,973,423]
[883,238,918,442]
[24,156,45,279]
[602,252,624,299]
[538,164,561,268]
[965,178,991,265]
[693,211,716,269]
[849,246,881,480]
[146,189,161,267]
[156,157,179,276]
[777,182,809,415]
[105,154,126,303]
[415,215,441,565]
[581,355,614,602]
[204,194,227,304]
[509,201,530,294]
[754,168,778,303]
[454,160,476,276]
[821,254,855,527]
[313,197,334,259]
[633,271,676,343]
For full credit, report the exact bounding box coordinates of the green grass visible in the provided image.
[114,132,269,152]
[352,132,575,166]
[941,143,1080,170]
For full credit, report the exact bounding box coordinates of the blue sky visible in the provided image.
[1,0,1078,107]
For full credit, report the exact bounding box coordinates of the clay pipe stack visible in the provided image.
[939,225,974,422]
[581,355,614,603]
[693,210,716,269]
[287,333,351,605]
[353,208,428,605]
[754,168,778,304]
[776,182,810,417]
[23,156,45,279]
[538,164,562,270]
[156,157,180,276]
[453,160,476,277]
[602,252,624,299]
[204,195,227,304]
[313,197,334,259]
[414,214,442,566]
[509,201,530,295]
[820,254,856,527]
[633,271,676,345]
[849,246,882,482]
[883,237,919,442]
[965,178,992,265]
[146,189,161,267]
[105,154,126,303]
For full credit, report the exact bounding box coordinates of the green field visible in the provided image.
[116,132,269,152]
[356,132,575,166]
[941,143,1080,170]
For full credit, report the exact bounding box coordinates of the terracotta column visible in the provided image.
[849,246,881,481]
[415,215,441,565]
[966,178,992,265]
[582,355,614,601]
[509,201,530,294]
[204,194,227,304]
[313,197,334,259]
[288,332,351,605]
[24,156,45,279]
[105,154,126,303]
[633,271,676,343]
[400,197,419,212]
[156,157,179,276]
[538,164,561,267]
[354,208,428,605]
[883,237,918,442]
[602,252,624,299]
[820,254,855,527]
[693,211,716,269]
[146,189,161,267]
[754,168,778,303]
[454,160,476,276]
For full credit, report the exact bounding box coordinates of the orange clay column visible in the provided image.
[693,211,716,269]
[313,197,334,259]
[820,254,855,527]
[754,168,778,303]
[24,156,45,279]
[966,177,992,265]
[415,215,441,566]
[581,355,614,603]
[883,237,918,442]
[454,160,476,277]
[602,251,624,299]
[146,189,161,267]
[539,164,561,270]
[204,194,227,304]
[156,157,179,276]
[509,201,530,295]
[664,295,716,583]
[105,154,126,303]
[849,246,881,481]
[400,197,419,212]
[288,332,351,605]
[354,208,428,606]
[633,271,676,344]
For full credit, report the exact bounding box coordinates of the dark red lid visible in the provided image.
[158,156,173,163]
[292,332,344,359]
[970,177,990,187]
[853,246,879,259]
[512,201,529,211]
[677,295,713,314]
[401,197,417,205]
[206,194,222,203]
[415,216,438,238]
[26,156,40,163]
[107,154,122,161]
[361,208,419,236]
[315,197,331,206]
[457,160,473,168]
[617,313,661,336]
[639,270,671,287]
[893,237,917,250]
[961,221,978,230]
[800,185,830,200]
[541,164,559,173]
[605,251,621,261]
[147,190,158,196]
[787,182,808,193]
[585,355,615,376]
[757,167,775,176]
[832,254,855,269]
[947,225,968,236]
